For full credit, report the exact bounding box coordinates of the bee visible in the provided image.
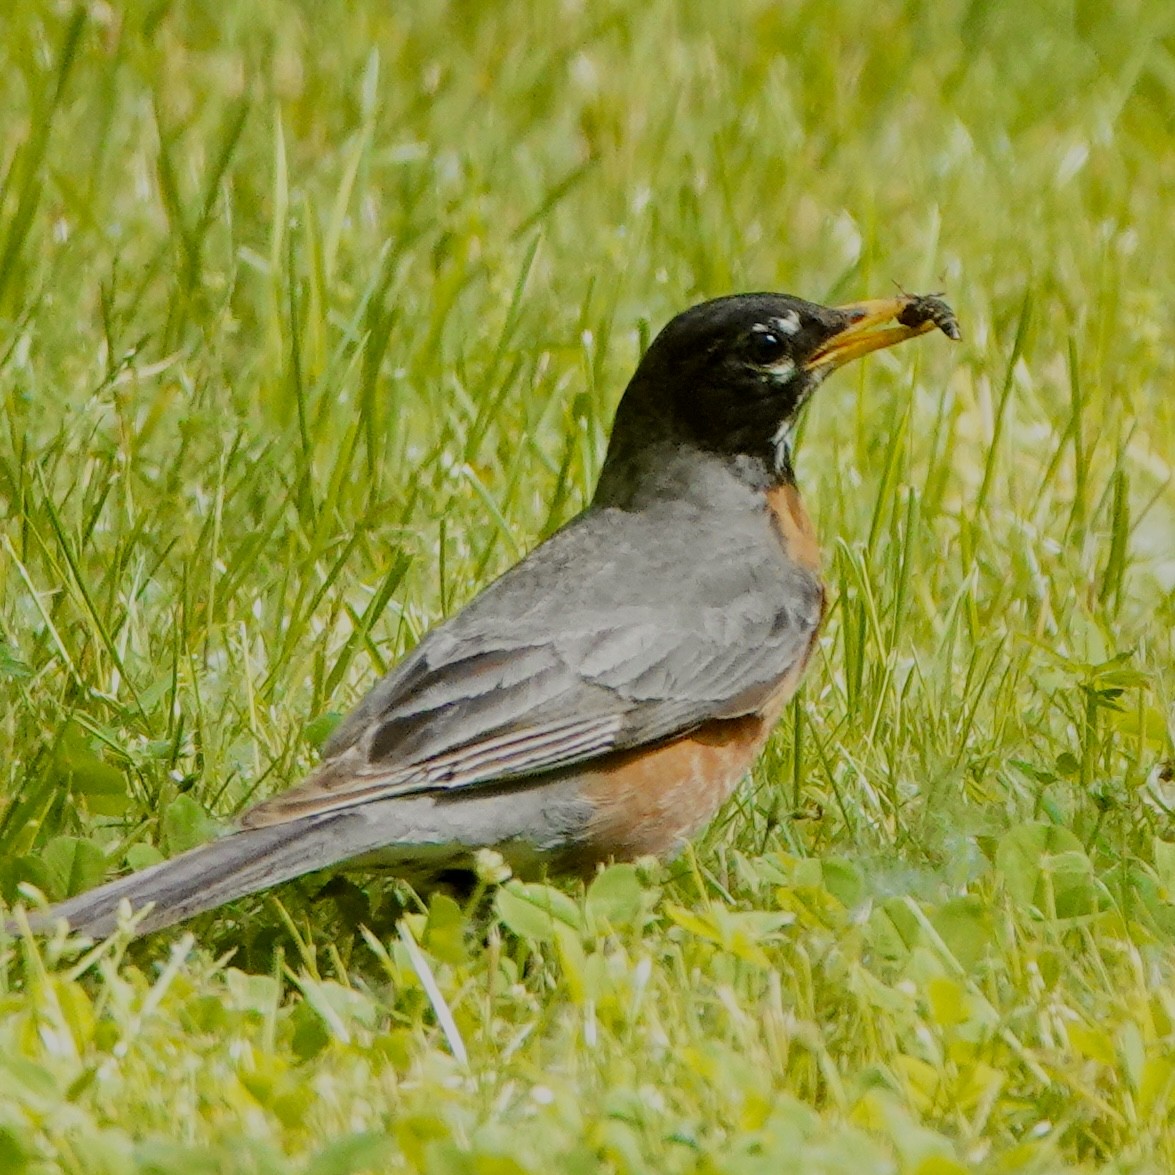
[897,293,961,340]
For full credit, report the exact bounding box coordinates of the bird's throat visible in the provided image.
[770,417,796,479]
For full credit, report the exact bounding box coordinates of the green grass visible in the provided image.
[1,0,1174,1170]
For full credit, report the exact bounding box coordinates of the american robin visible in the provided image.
[16,291,957,938]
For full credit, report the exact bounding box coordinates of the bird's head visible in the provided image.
[597,291,958,498]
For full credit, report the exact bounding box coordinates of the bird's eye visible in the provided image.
[748,330,788,366]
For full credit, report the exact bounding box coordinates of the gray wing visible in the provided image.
[240,496,821,828]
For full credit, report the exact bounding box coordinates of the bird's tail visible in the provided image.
[6,776,588,940]
[9,809,380,940]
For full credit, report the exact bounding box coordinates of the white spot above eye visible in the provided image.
[773,310,802,336]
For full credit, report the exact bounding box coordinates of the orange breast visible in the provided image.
[765,482,822,573]
[575,713,773,863]
[569,481,826,867]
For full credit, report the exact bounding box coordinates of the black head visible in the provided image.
[594,291,956,502]
[632,293,851,453]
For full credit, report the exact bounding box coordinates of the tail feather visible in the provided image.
[12,809,382,940]
[5,774,592,940]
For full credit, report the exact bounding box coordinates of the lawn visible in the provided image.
[1,1,1174,1171]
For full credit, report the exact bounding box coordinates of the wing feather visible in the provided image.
[239,495,823,829]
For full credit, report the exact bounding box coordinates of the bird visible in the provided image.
[11,291,958,939]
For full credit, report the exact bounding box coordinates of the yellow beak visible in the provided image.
[805,295,959,372]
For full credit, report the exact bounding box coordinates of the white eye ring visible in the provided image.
[772,310,801,336]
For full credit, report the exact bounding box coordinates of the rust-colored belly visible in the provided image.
[571,480,826,867]
[574,714,771,862]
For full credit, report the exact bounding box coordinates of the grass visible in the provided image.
[1,0,1174,1170]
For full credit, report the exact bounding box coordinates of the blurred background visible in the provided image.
[3,0,1171,882]
[1,1,1174,1169]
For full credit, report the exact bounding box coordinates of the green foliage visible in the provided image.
[1,0,1174,1169]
